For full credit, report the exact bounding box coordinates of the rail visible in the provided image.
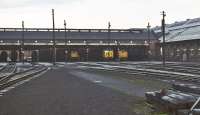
[189,97,200,115]
[75,62,200,84]
[0,65,48,90]
[0,63,17,78]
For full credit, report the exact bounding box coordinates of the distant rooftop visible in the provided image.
[154,17,200,42]
[0,28,158,41]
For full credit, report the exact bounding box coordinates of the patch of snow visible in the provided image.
[0,63,7,66]
[38,63,53,66]
[93,80,102,83]
[16,62,32,67]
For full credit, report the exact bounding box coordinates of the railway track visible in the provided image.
[0,63,17,78]
[146,66,200,75]
[76,62,200,84]
[0,64,48,91]
[119,62,200,75]
[113,67,200,83]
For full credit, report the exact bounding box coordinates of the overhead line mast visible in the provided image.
[108,22,111,45]
[147,22,151,61]
[161,11,166,66]
[52,9,56,65]
[21,21,25,64]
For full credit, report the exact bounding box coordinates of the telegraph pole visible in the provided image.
[21,21,25,64]
[64,20,68,62]
[85,41,89,62]
[147,22,151,61]
[64,20,67,46]
[161,11,166,66]
[52,9,56,65]
[117,41,120,62]
[108,22,111,45]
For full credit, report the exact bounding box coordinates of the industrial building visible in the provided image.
[154,17,200,62]
[0,28,159,62]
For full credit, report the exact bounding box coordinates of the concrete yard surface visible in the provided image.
[0,67,143,115]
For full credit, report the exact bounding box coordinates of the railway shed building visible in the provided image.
[0,28,159,62]
[154,17,200,62]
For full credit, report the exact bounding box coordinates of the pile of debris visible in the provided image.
[145,83,200,115]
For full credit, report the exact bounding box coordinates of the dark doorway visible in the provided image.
[11,50,18,62]
[0,51,8,62]
[32,50,38,62]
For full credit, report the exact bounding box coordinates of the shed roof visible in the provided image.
[0,28,158,41]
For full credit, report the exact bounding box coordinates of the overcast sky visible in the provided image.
[0,0,199,29]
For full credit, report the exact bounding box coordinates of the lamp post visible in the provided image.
[147,22,151,61]
[21,21,25,64]
[37,50,39,63]
[33,40,39,63]
[64,20,68,62]
[52,9,56,65]
[64,20,67,46]
[84,40,89,62]
[117,41,120,61]
[107,22,113,61]
[161,11,166,66]
[108,22,111,45]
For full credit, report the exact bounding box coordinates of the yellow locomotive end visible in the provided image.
[118,50,128,59]
[70,51,80,59]
[103,50,114,59]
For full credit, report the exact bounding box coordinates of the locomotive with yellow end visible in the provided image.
[70,51,80,60]
[103,50,114,59]
[118,50,128,60]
